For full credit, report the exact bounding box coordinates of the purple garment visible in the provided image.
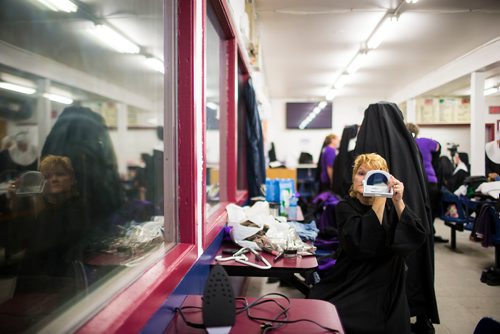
[416,137,439,183]
[320,146,337,184]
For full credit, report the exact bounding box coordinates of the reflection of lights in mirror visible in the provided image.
[0,0,169,331]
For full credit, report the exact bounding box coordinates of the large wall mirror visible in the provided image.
[205,5,222,215]
[0,0,173,331]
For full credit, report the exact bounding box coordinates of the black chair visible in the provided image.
[440,187,476,250]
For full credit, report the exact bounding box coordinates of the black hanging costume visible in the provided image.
[352,102,440,324]
[308,196,426,333]
[243,79,266,198]
[41,106,124,228]
[332,124,358,197]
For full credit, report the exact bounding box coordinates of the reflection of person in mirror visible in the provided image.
[11,155,89,297]
[308,153,426,334]
[40,155,78,204]
[0,132,38,174]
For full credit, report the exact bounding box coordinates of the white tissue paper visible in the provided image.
[226,201,289,250]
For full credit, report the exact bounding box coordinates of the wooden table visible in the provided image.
[211,242,318,295]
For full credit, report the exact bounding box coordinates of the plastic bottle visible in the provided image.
[288,193,298,221]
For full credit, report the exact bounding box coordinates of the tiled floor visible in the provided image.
[241,219,500,334]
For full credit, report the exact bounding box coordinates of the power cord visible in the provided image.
[176,293,341,333]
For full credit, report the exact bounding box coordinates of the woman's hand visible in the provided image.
[389,176,405,217]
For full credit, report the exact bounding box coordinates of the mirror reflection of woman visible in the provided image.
[11,155,89,299]
[308,153,426,334]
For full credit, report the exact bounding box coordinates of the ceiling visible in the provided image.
[0,0,163,106]
[1,0,499,107]
[253,0,500,102]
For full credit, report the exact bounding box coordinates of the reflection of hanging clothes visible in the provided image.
[243,79,266,198]
[332,124,358,197]
[353,102,439,324]
[41,106,124,225]
[0,133,38,175]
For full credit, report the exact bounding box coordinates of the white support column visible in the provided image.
[470,72,487,175]
[116,103,128,177]
[406,98,417,123]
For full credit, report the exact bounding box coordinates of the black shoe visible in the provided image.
[434,235,449,243]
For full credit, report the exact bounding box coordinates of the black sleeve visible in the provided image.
[389,206,426,256]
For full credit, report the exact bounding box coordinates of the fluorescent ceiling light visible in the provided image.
[334,74,349,89]
[0,82,36,95]
[367,15,398,49]
[0,73,36,89]
[36,0,77,13]
[43,93,73,105]
[325,88,338,101]
[405,0,418,3]
[318,101,327,109]
[89,24,140,54]
[484,87,498,96]
[346,52,367,74]
[145,57,164,74]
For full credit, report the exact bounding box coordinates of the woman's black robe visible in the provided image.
[308,197,426,334]
[353,102,440,324]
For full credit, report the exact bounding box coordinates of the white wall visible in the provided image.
[417,127,470,158]
[267,96,496,166]
[486,96,500,140]
[109,129,162,172]
[267,97,379,166]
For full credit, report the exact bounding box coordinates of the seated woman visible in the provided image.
[308,153,426,334]
[447,152,470,193]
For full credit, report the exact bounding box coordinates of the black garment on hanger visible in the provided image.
[353,102,439,324]
[332,124,358,197]
[41,106,124,226]
[243,79,266,198]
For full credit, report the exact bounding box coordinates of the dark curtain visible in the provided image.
[353,102,439,323]
[41,106,124,226]
[243,79,266,198]
[332,124,358,197]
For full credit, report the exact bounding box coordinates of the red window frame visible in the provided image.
[202,0,249,248]
[76,0,251,331]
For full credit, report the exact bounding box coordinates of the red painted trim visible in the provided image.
[236,190,248,205]
[210,0,249,74]
[77,244,197,334]
[209,0,236,38]
[203,204,229,248]
[178,0,198,244]
[204,0,235,245]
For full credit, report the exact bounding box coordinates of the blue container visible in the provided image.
[265,178,280,203]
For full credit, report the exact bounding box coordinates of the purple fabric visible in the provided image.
[318,258,337,272]
[313,191,340,205]
[416,137,439,183]
[320,146,337,184]
[223,226,233,241]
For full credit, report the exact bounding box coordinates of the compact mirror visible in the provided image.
[16,171,46,195]
[363,170,393,198]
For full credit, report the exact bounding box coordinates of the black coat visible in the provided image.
[308,197,426,334]
[243,79,266,198]
[353,102,440,323]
